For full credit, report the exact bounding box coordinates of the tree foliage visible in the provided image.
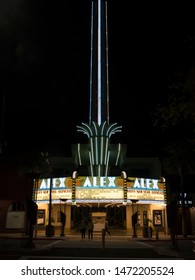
[154,63,195,176]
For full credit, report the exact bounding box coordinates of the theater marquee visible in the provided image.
[35,176,166,203]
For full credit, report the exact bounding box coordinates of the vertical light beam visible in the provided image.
[98,0,101,125]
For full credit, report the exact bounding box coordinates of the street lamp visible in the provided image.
[43,153,55,237]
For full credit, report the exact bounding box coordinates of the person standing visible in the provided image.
[105,220,111,235]
[87,219,94,239]
[80,219,86,239]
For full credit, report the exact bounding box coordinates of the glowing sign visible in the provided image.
[83,176,117,188]
[133,178,159,189]
[35,176,166,202]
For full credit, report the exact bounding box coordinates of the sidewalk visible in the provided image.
[0,228,194,240]
[0,230,194,259]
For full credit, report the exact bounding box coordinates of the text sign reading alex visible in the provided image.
[35,176,165,202]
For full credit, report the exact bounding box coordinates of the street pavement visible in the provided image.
[0,230,194,260]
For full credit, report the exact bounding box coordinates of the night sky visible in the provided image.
[0,1,191,158]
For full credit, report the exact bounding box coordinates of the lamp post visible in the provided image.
[47,174,53,236]
[178,167,187,238]
[25,172,40,247]
[44,154,55,237]
[33,178,39,238]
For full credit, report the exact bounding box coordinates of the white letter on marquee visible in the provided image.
[100,177,106,187]
[140,178,145,189]
[133,178,141,188]
[108,177,116,187]
[152,179,159,189]
[40,179,48,189]
[146,179,152,189]
[83,177,92,187]
[53,178,56,188]
[93,177,97,186]
[58,177,65,188]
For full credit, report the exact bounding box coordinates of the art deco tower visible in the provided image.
[74,0,126,176]
[89,0,109,125]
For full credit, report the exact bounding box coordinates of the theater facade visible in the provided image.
[34,175,167,234]
[0,1,169,235]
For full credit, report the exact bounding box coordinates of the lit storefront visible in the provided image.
[34,175,167,234]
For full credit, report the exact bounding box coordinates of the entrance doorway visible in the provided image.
[92,212,106,231]
[71,205,126,230]
[106,206,126,228]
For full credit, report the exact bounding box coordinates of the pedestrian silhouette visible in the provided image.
[80,219,86,239]
[105,220,111,235]
[87,219,94,239]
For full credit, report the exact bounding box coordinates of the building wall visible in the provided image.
[0,153,169,234]
[126,203,167,234]
[0,164,30,232]
[190,208,195,234]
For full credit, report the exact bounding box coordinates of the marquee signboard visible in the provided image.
[34,176,165,203]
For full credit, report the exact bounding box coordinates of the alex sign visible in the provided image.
[38,176,161,190]
[83,177,159,190]
[83,177,118,188]
[35,176,165,202]
[133,178,159,189]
